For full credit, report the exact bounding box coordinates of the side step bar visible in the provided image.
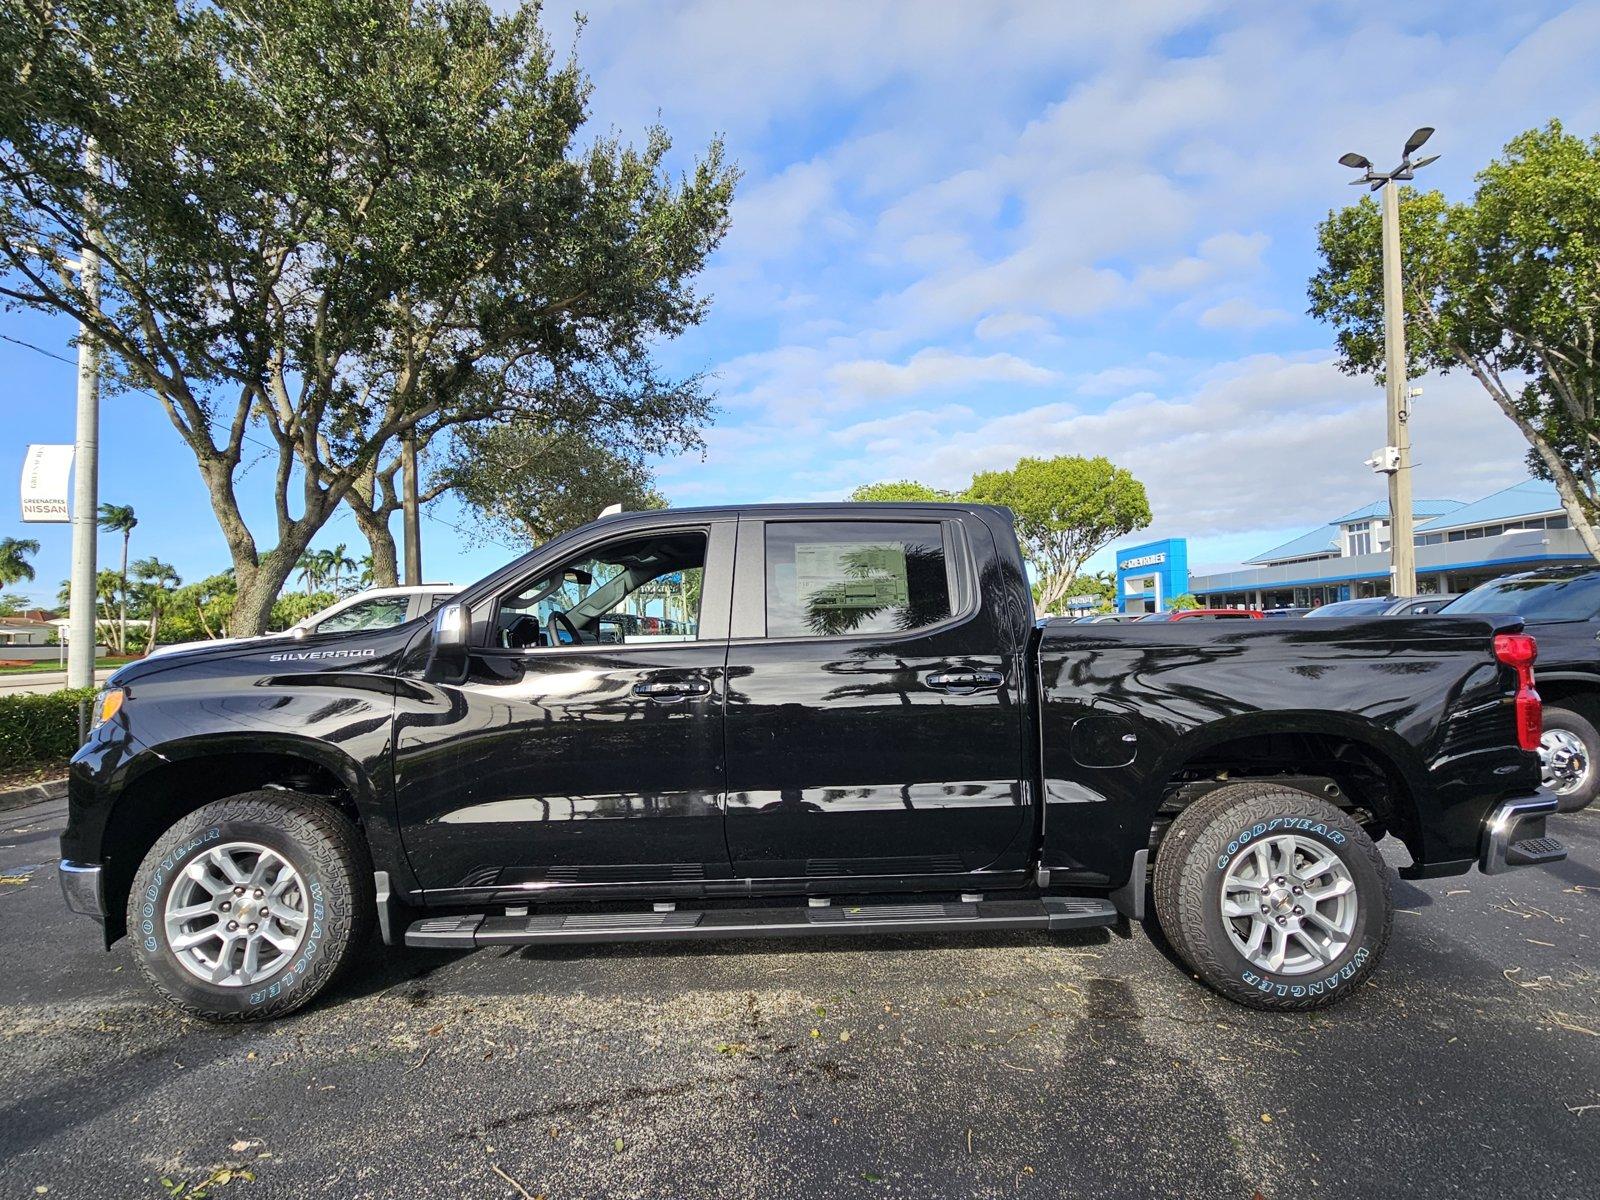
[405,896,1118,949]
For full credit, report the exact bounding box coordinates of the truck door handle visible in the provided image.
[632,679,711,701]
[926,671,1004,693]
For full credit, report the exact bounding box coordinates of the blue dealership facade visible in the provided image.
[1113,538,1190,613]
[1109,479,1589,614]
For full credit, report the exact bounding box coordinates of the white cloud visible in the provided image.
[1197,298,1294,330]
[707,352,1527,537]
[826,348,1061,399]
[974,312,1054,341]
[1078,366,1165,395]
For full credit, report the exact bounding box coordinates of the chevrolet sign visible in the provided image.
[1119,552,1166,570]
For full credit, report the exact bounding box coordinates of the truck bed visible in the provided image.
[1033,614,1541,884]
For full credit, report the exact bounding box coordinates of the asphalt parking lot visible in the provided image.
[1,795,1595,1200]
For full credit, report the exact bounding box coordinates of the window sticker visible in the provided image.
[795,541,910,612]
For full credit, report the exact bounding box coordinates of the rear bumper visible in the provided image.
[58,860,105,921]
[1479,791,1568,875]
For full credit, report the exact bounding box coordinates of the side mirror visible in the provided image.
[291,625,310,640]
[424,603,469,683]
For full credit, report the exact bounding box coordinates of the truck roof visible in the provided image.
[595,501,1011,520]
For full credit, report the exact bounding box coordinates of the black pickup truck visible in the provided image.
[1441,564,1600,812]
[59,503,1566,1020]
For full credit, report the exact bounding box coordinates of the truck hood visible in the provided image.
[107,624,419,689]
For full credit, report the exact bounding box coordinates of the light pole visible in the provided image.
[67,138,103,689]
[1339,127,1439,598]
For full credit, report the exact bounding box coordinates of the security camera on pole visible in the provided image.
[1341,127,1439,598]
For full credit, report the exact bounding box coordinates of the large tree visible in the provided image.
[0,0,735,631]
[1310,121,1600,560]
[965,456,1152,611]
[447,419,665,546]
[846,480,953,502]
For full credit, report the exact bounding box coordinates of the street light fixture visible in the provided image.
[1339,126,1440,597]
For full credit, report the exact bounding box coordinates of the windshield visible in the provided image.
[1441,573,1600,621]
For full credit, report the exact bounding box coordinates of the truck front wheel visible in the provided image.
[1152,783,1393,1010]
[125,790,373,1021]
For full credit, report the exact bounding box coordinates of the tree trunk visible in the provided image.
[231,568,283,637]
[346,471,401,588]
[118,531,130,656]
[229,546,306,636]
[357,508,401,589]
[1037,570,1075,613]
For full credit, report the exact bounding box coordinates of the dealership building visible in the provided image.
[1113,478,1589,613]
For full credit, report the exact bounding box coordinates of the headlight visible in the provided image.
[92,687,125,729]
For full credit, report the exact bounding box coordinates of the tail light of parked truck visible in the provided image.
[1494,632,1542,751]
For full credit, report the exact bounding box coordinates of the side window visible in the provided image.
[422,593,456,615]
[764,521,952,638]
[494,530,707,649]
[315,596,412,634]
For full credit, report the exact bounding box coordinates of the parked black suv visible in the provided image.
[1443,565,1600,811]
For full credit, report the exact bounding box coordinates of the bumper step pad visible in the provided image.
[403,896,1118,949]
[1506,836,1566,868]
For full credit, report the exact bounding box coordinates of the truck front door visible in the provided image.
[722,513,1033,882]
[392,518,735,899]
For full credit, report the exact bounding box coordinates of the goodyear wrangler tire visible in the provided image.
[1152,783,1393,1010]
[126,790,372,1022]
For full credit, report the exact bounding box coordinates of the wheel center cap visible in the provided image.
[1269,887,1295,913]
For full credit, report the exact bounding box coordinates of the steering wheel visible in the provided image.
[547,610,582,647]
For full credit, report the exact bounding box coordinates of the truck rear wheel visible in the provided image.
[1152,783,1393,1010]
[126,790,372,1022]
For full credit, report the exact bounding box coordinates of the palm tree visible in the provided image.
[97,503,138,653]
[317,543,357,595]
[132,557,181,653]
[295,551,324,595]
[0,536,40,589]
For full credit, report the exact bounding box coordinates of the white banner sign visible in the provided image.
[20,443,74,522]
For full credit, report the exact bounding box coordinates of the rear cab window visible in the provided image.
[763,521,953,638]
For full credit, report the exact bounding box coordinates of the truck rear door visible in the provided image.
[721,510,1034,882]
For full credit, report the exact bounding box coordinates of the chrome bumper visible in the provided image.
[1479,792,1567,875]
[58,859,105,921]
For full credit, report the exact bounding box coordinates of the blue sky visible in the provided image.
[7,0,1600,607]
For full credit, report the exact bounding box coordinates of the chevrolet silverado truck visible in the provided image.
[1442,564,1600,812]
[59,503,1567,1020]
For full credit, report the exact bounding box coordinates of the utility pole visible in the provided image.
[67,138,101,690]
[1340,127,1439,598]
[1380,178,1416,596]
[401,427,421,586]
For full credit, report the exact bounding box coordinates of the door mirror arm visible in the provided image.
[424,603,471,683]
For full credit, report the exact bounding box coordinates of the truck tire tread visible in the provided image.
[1152,782,1393,1011]
[125,790,373,1023]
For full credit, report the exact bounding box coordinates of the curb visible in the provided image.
[0,777,67,813]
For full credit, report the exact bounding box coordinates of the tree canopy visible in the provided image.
[846,460,1152,611]
[847,480,954,503]
[447,420,665,546]
[0,0,736,631]
[966,456,1152,611]
[1310,121,1600,559]
[0,536,40,588]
